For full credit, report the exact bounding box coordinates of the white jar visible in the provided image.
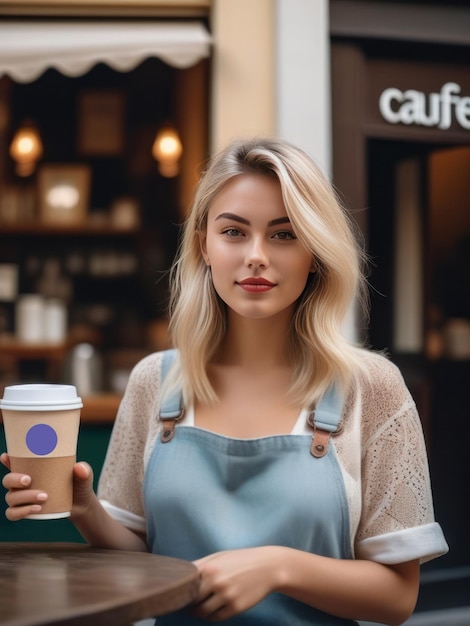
[15,294,45,343]
[44,298,67,343]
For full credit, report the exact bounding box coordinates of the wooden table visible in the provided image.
[0,543,199,626]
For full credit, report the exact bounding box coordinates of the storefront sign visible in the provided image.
[379,82,470,130]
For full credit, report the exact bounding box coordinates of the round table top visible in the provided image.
[0,542,199,626]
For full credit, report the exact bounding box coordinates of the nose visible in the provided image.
[245,236,269,268]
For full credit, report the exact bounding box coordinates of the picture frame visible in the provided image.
[38,164,91,225]
[77,90,125,156]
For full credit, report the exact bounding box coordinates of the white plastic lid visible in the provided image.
[0,384,83,411]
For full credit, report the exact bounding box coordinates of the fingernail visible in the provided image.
[31,505,42,512]
[37,493,48,502]
[78,462,90,475]
[20,476,31,486]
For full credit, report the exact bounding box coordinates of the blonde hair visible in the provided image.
[165,137,368,408]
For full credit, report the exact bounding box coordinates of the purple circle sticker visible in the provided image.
[25,424,58,456]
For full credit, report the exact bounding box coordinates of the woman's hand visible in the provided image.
[190,547,281,621]
[190,545,419,625]
[1,452,44,520]
[2,452,147,552]
[69,461,95,519]
[1,452,95,521]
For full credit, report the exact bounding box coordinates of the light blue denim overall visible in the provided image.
[143,350,357,625]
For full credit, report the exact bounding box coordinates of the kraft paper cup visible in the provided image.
[0,384,82,520]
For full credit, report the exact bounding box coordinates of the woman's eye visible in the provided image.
[222,228,243,237]
[273,231,296,240]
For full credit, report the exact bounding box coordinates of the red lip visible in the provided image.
[238,278,275,286]
[237,277,276,293]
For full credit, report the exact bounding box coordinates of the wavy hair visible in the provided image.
[164,137,369,408]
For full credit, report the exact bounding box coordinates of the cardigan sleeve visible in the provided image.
[97,352,164,532]
[354,356,448,564]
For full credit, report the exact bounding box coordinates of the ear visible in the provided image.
[310,258,318,273]
[198,231,210,266]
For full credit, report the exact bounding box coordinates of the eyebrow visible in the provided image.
[214,212,291,227]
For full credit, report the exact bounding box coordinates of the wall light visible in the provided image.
[9,121,43,177]
[151,125,183,178]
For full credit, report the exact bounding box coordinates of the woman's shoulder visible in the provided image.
[121,350,168,401]
[127,348,181,397]
[351,346,406,386]
[347,347,415,422]
[129,349,171,380]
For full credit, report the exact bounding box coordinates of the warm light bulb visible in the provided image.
[152,126,183,177]
[17,136,36,155]
[9,123,43,177]
[159,136,180,157]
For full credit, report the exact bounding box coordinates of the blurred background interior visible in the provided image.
[0,1,468,621]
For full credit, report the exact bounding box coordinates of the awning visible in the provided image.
[0,20,212,83]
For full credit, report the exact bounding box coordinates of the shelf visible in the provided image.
[81,393,122,423]
[0,222,139,236]
[0,339,123,422]
[0,338,68,360]
[0,338,69,384]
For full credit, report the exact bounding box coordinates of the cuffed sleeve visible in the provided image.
[99,499,147,534]
[356,522,449,565]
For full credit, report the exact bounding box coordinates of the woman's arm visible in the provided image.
[277,547,419,625]
[191,546,419,626]
[1,453,147,552]
[69,461,148,551]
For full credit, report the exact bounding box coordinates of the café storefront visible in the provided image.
[0,0,468,571]
[330,2,470,569]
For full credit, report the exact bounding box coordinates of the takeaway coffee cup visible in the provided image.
[0,384,82,520]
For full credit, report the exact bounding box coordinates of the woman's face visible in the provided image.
[200,173,314,322]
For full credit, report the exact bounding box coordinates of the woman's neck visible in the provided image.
[215,312,292,369]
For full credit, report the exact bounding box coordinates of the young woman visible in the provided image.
[2,138,448,625]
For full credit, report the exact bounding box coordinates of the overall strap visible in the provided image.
[159,349,184,443]
[307,386,343,458]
